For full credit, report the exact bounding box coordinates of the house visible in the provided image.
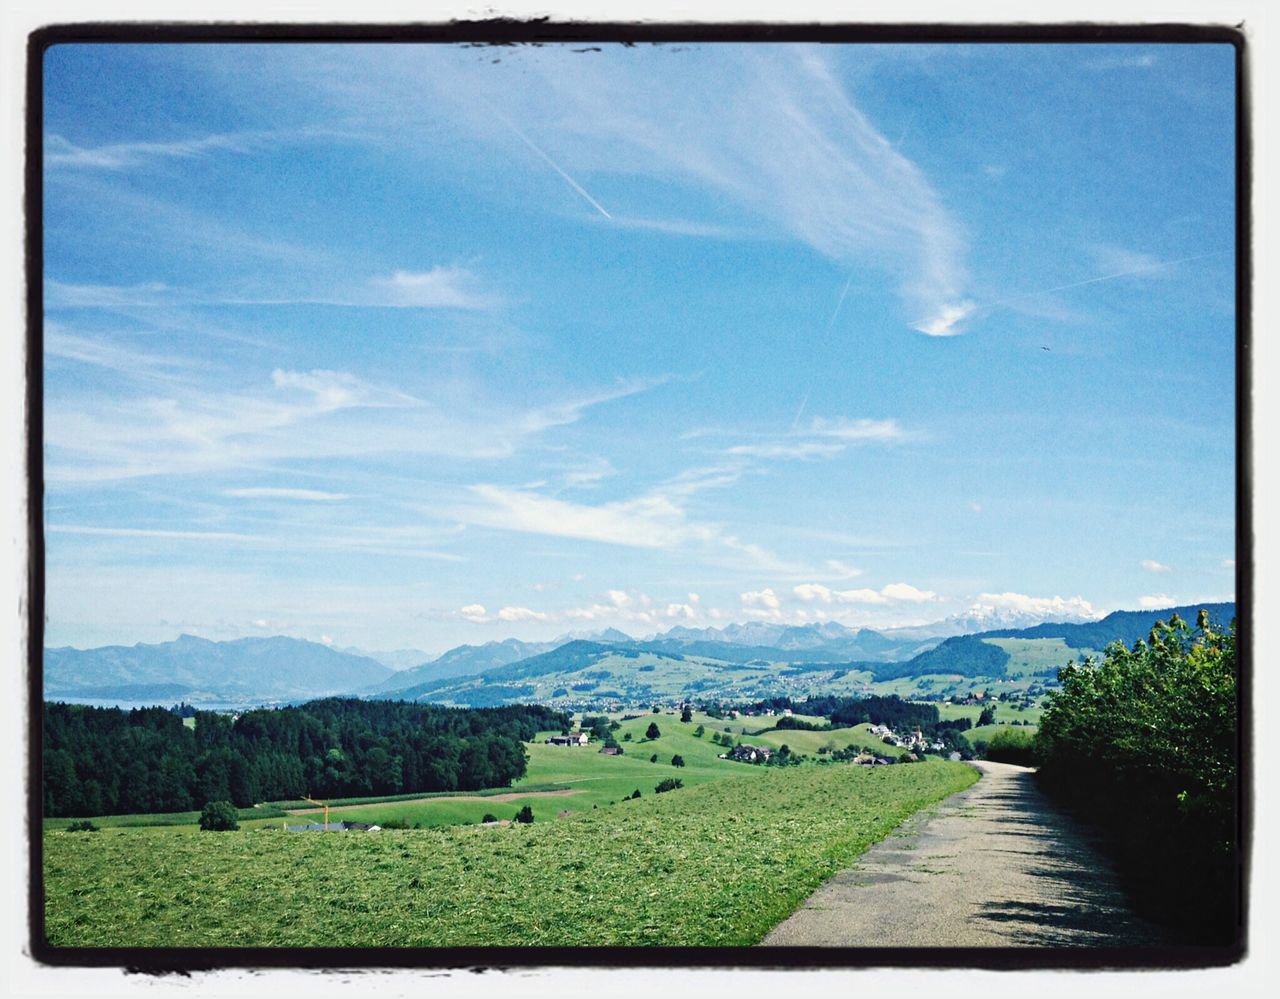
[546,732,590,746]
[599,746,621,755]
[730,744,773,763]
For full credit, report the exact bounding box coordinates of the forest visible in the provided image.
[42,697,568,817]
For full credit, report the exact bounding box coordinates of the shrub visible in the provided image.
[630,789,641,799]
[513,805,534,824]
[693,725,705,737]
[65,820,98,833]
[671,755,685,768]
[380,817,412,830]
[654,778,683,794]
[646,722,661,740]
[198,800,239,832]
[481,813,498,824]
[650,754,658,763]
[1035,612,1238,939]
[983,728,1036,765]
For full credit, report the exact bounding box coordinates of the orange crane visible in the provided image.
[303,794,332,830]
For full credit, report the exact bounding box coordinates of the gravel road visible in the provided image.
[761,760,1176,948]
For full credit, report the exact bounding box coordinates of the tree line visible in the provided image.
[43,697,568,818]
[1033,611,1239,943]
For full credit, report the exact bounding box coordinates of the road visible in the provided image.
[761,760,1176,948]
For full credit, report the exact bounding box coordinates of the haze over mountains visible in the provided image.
[43,602,1234,708]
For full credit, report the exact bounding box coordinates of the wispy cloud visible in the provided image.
[278,45,972,333]
[1141,559,1173,574]
[47,265,499,312]
[717,416,912,462]
[1138,593,1177,609]
[458,479,804,575]
[44,125,364,171]
[223,487,351,502]
[46,365,662,483]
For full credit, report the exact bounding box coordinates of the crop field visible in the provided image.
[43,760,978,948]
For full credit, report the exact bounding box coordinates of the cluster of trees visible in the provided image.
[1034,611,1239,941]
[43,698,568,817]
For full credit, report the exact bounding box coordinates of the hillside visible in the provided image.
[44,635,393,704]
[974,602,1236,649]
[374,642,881,708]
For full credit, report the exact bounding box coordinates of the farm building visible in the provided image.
[729,744,773,763]
[287,821,382,833]
[546,732,590,746]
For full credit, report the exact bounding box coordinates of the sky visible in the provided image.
[40,40,1238,653]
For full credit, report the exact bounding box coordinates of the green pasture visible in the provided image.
[44,760,978,948]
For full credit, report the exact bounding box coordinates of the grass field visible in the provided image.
[44,760,978,948]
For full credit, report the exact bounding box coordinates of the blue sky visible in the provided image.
[41,41,1237,652]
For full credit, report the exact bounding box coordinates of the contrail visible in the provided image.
[792,271,855,430]
[990,249,1229,308]
[482,100,612,220]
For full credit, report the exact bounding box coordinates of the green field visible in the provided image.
[44,760,978,948]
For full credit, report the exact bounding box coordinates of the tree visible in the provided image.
[199,799,239,832]
[481,813,498,823]
[654,778,683,793]
[646,722,661,740]
[977,704,997,726]
[514,805,534,824]
[1034,611,1238,939]
[681,705,693,723]
[693,725,705,738]
[671,755,685,767]
[649,753,658,763]
[623,732,632,741]
[630,789,641,799]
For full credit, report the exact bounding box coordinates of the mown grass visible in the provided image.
[44,760,978,948]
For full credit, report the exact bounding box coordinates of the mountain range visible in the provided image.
[43,601,1235,708]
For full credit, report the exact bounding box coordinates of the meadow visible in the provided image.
[43,759,978,948]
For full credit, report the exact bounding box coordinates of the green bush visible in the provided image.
[654,778,683,794]
[1035,611,1237,940]
[481,813,498,824]
[65,820,98,833]
[513,805,534,824]
[983,727,1036,766]
[198,800,239,832]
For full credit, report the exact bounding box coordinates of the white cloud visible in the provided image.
[809,417,907,441]
[793,581,938,605]
[741,588,781,610]
[606,590,632,608]
[726,441,845,460]
[460,481,802,575]
[223,487,351,502]
[973,592,1102,620]
[366,267,496,309]
[913,300,977,336]
[460,604,488,623]
[1138,594,1176,610]
[969,501,982,514]
[1141,559,1173,574]
[881,582,941,603]
[497,606,548,623]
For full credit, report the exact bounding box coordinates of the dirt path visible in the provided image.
[286,788,585,815]
[761,761,1175,948]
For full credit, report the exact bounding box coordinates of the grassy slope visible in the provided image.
[44,760,978,948]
